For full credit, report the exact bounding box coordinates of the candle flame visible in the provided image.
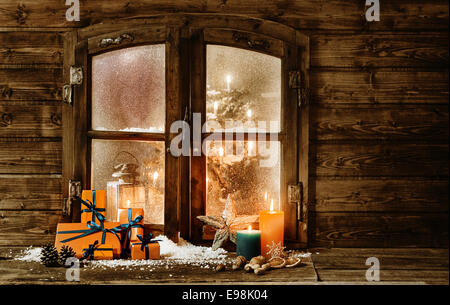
[126,199,131,207]
[247,109,252,118]
[264,192,268,201]
[219,147,224,157]
[270,199,274,212]
[248,225,252,232]
[153,171,159,181]
[226,74,232,84]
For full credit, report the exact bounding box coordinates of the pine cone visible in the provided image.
[40,243,60,267]
[58,245,76,267]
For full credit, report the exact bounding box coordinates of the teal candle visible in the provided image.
[236,227,261,261]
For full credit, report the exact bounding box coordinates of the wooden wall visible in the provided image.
[0,0,448,247]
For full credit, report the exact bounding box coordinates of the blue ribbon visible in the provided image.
[131,233,160,259]
[80,240,99,261]
[77,190,105,224]
[58,221,121,245]
[119,209,144,251]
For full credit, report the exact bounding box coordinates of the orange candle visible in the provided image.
[259,199,284,257]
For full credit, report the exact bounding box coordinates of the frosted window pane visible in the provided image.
[206,140,280,217]
[91,139,165,224]
[206,45,281,132]
[92,45,165,133]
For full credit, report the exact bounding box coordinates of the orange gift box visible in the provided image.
[55,222,121,259]
[81,243,114,260]
[117,208,144,242]
[130,241,160,260]
[80,190,106,224]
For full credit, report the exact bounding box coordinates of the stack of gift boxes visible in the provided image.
[54,190,160,261]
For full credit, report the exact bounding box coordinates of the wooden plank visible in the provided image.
[315,269,449,284]
[0,140,61,174]
[0,0,448,31]
[0,68,61,83]
[313,105,449,142]
[311,70,449,104]
[311,212,449,248]
[315,143,449,177]
[311,33,449,69]
[0,102,62,138]
[0,177,61,210]
[315,179,449,213]
[0,210,61,246]
[0,83,61,101]
[312,251,449,271]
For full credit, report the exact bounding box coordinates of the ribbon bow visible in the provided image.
[77,190,105,224]
[80,240,99,261]
[134,233,160,259]
[59,221,121,245]
[119,209,144,251]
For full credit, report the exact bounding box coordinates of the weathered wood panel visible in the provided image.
[312,213,449,248]
[311,33,449,69]
[0,0,448,31]
[0,210,61,246]
[0,141,62,174]
[315,179,449,213]
[0,177,61,210]
[0,102,62,138]
[311,70,449,104]
[315,143,449,177]
[0,31,63,65]
[313,105,449,142]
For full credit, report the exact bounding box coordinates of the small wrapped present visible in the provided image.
[79,190,106,224]
[130,234,160,260]
[55,221,122,259]
[80,241,114,260]
[118,208,144,250]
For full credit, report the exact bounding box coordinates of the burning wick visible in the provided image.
[226,74,232,91]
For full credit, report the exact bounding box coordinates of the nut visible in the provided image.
[232,256,247,270]
[254,267,266,275]
[215,263,225,272]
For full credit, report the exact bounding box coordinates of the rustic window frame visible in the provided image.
[63,14,310,246]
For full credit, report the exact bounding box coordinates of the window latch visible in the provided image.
[288,182,303,222]
[63,179,81,217]
[289,70,309,108]
[63,66,83,105]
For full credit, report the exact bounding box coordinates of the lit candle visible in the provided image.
[259,198,284,257]
[213,101,219,115]
[153,171,159,185]
[236,225,261,261]
[226,74,231,92]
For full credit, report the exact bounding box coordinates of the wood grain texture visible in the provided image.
[311,33,449,69]
[315,143,449,177]
[311,212,449,248]
[0,140,62,174]
[311,70,449,104]
[0,177,61,210]
[315,179,449,213]
[0,210,61,246]
[312,105,449,142]
[0,0,448,31]
[0,102,62,138]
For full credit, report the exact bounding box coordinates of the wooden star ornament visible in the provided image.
[197,194,259,250]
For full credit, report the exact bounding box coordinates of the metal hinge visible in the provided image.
[289,70,309,108]
[63,66,83,105]
[63,179,81,216]
[288,182,303,222]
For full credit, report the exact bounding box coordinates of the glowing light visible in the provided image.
[226,74,232,91]
[247,109,252,118]
[153,171,159,184]
[270,199,274,212]
[126,199,131,207]
[264,192,268,201]
[248,225,252,232]
[219,147,224,157]
[213,101,219,114]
